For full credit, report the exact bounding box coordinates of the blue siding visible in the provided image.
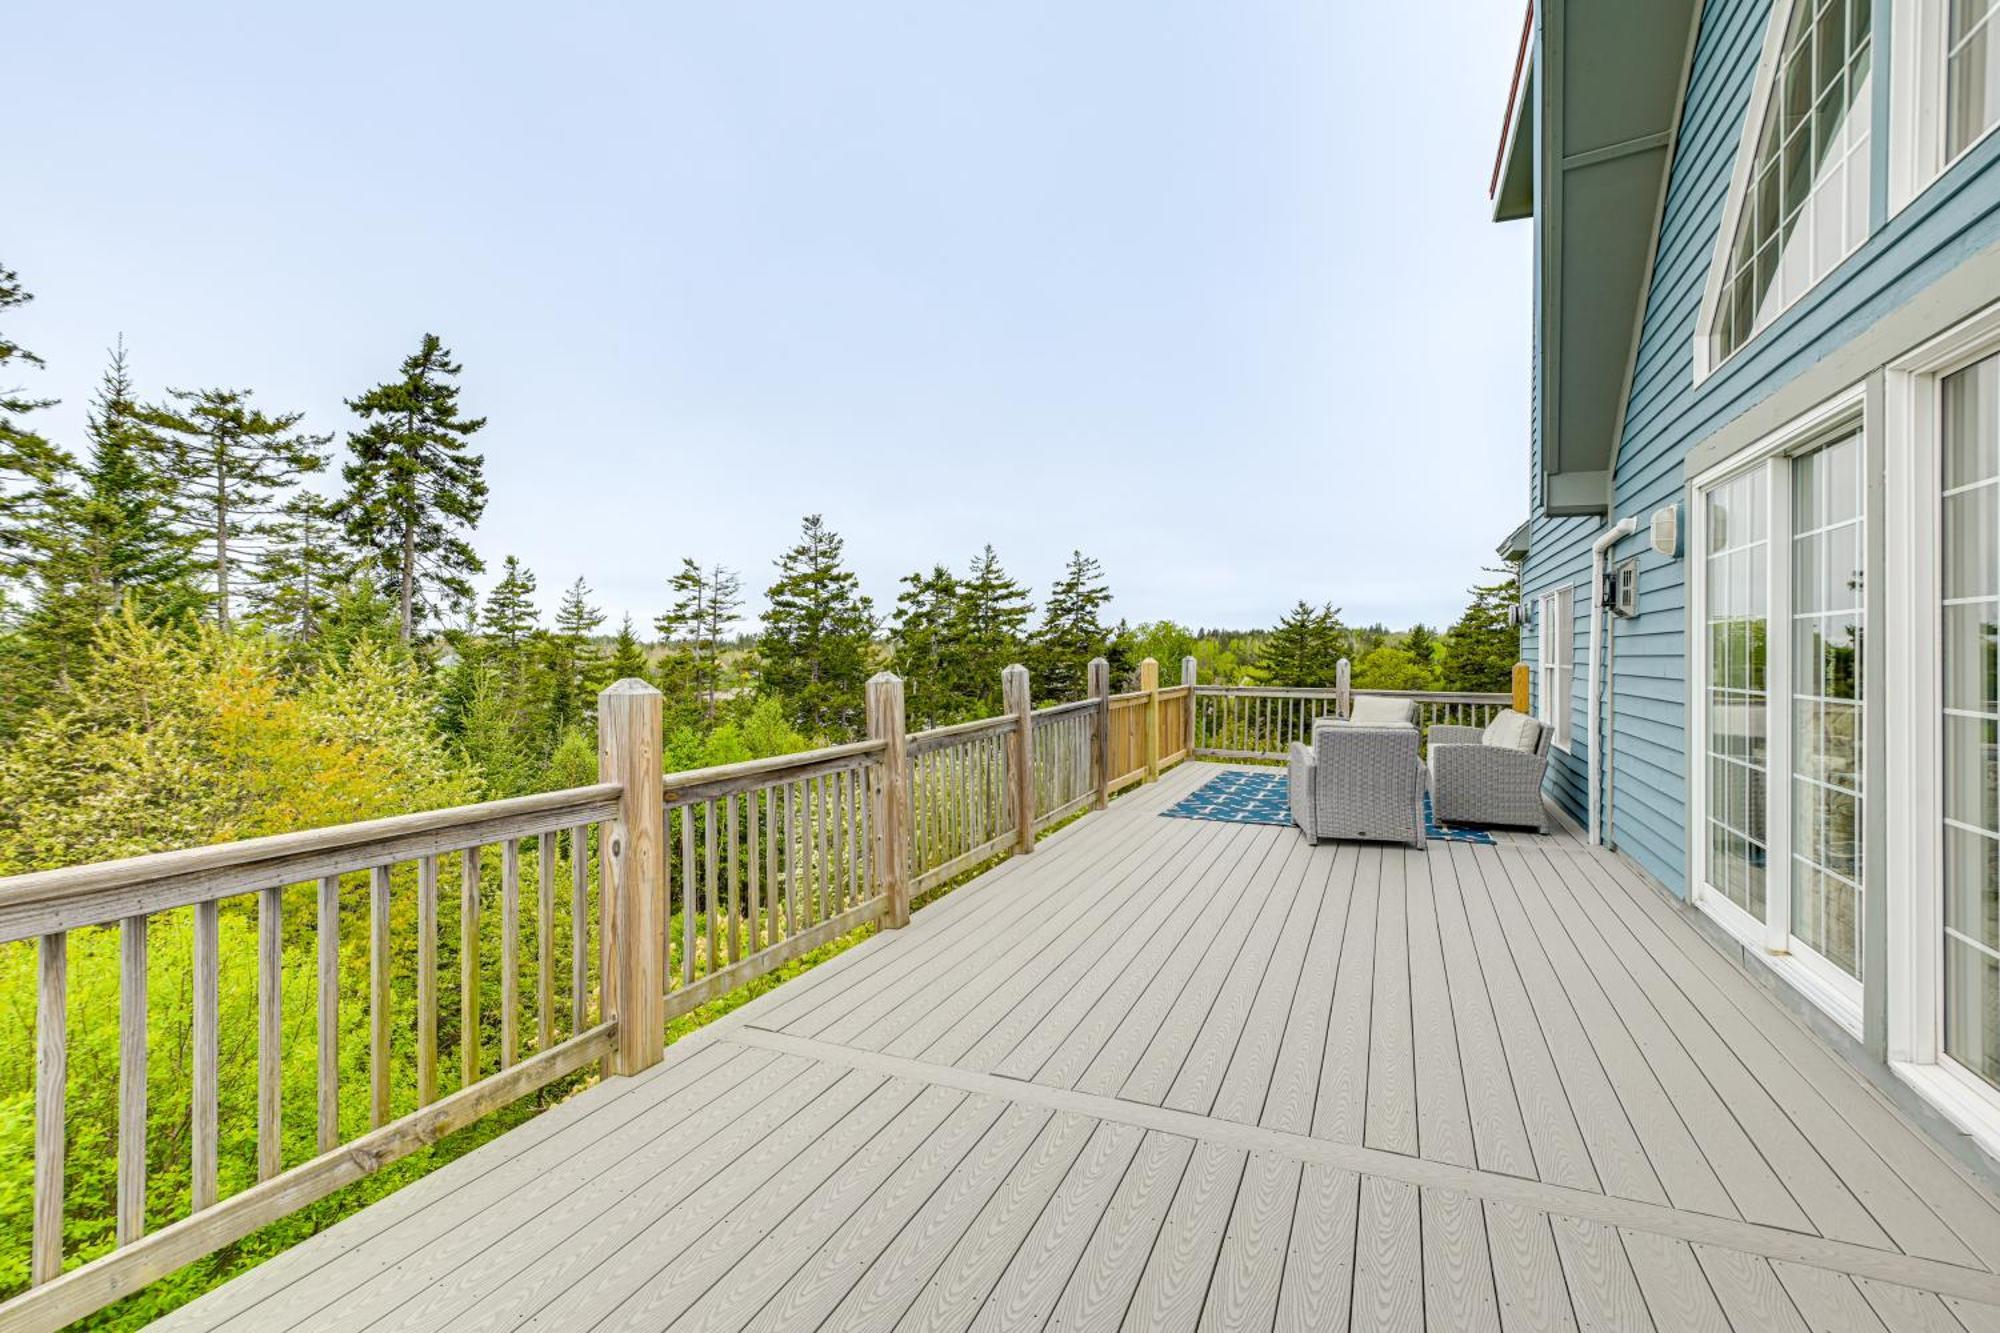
[1519,0,2000,896]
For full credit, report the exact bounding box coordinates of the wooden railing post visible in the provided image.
[1512,660,1531,714]
[1180,655,1197,757]
[1335,657,1352,720]
[1003,664,1035,853]
[1140,657,1160,783]
[1088,657,1111,810]
[866,672,911,928]
[597,678,664,1077]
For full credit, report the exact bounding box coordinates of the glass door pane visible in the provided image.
[1942,353,2000,1093]
[1706,468,1771,920]
[1790,432,1865,979]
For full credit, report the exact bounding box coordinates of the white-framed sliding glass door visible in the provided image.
[1693,396,1867,1028]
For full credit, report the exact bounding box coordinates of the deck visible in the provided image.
[157,762,2000,1332]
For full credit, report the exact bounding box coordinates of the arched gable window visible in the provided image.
[1701,0,1874,372]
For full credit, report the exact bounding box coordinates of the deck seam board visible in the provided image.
[720,1027,2000,1307]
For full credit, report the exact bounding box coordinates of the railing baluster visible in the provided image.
[537,835,555,1052]
[703,800,719,975]
[418,855,439,1106]
[460,847,481,1087]
[501,839,520,1069]
[258,886,282,1181]
[749,789,764,953]
[317,875,340,1154]
[725,794,741,965]
[119,915,146,1245]
[370,865,391,1127]
[193,899,219,1211]
[679,809,696,986]
[570,826,590,1028]
[34,931,66,1284]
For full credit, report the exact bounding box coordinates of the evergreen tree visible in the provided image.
[1438,571,1521,693]
[655,558,741,720]
[543,576,605,737]
[0,263,68,585]
[339,334,489,641]
[251,490,347,643]
[602,614,649,683]
[1255,601,1346,687]
[481,555,540,660]
[949,544,1031,709]
[758,514,876,738]
[890,564,962,726]
[1404,621,1438,667]
[1031,550,1112,700]
[143,385,330,630]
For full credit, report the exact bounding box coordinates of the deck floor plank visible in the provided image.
[1421,1187,1501,1331]
[1403,846,1476,1168]
[1196,1151,1299,1332]
[1044,1132,1195,1332]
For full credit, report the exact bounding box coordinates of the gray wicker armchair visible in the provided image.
[1426,710,1552,833]
[1288,720,1425,848]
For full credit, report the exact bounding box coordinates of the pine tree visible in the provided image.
[251,490,348,643]
[1255,601,1345,687]
[543,576,605,737]
[339,334,489,641]
[481,555,540,659]
[1031,550,1112,701]
[0,263,68,586]
[890,564,963,726]
[1404,622,1438,667]
[759,515,876,738]
[655,558,741,720]
[602,614,649,684]
[143,385,330,630]
[1438,572,1521,693]
[949,545,1032,710]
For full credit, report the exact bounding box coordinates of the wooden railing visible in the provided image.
[0,656,1208,1327]
[1192,673,1511,760]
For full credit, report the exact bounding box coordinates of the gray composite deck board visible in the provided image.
[159,762,2000,1333]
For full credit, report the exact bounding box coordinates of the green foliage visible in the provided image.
[543,578,606,741]
[339,334,489,641]
[1111,620,1197,688]
[1438,571,1521,693]
[889,564,960,727]
[1252,601,1347,687]
[947,545,1031,711]
[601,614,649,684]
[250,490,348,647]
[0,262,68,584]
[758,515,875,740]
[1350,643,1436,691]
[142,385,331,630]
[655,559,741,723]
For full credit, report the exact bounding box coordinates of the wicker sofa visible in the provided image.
[1426,709,1552,833]
[1288,707,1425,848]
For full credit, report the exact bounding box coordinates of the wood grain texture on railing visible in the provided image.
[906,716,1015,892]
[1030,700,1095,831]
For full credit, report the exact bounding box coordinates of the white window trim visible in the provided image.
[1537,585,1574,753]
[1688,383,1869,1036]
[1883,299,2000,1161]
[1888,0,2000,216]
[1692,0,1873,385]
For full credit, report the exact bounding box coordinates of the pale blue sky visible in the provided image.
[11,1,1530,633]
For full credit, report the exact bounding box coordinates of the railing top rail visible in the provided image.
[1356,689,1513,703]
[1108,690,1149,705]
[905,713,1016,756]
[1193,685,1510,704]
[1030,698,1097,720]
[1156,684,1191,700]
[0,783,624,942]
[661,737,887,807]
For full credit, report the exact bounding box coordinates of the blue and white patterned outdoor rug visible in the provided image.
[1161,770,1498,846]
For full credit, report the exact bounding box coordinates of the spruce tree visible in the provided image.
[1255,601,1345,687]
[0,263,67,586]
[758,515,876,738]
[949,544,1032,709]
[481,555,540,659]
[251,490,348,643]
[1404,622,1438,667]
[1438,572,1521,693]
[544,576,605,737]
[1031,550,1112,701]
[340,334,489,641]
[890,564,962,726]
[655,558,740,720]
[602,614,649,684]
[143,385,330,630]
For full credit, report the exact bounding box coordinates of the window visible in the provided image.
[1537,585,1573,751]
[1947,0,2000,158]
[1888,0,2000,211]
[1703,0,1874,369]
[1694,396,1869,1026]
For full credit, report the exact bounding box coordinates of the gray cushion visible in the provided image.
[1349,695,1415,727]
[1481,709,1542,753]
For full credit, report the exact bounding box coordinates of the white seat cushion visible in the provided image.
[1481,709,1542,752]
[1349,696,1415,727]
